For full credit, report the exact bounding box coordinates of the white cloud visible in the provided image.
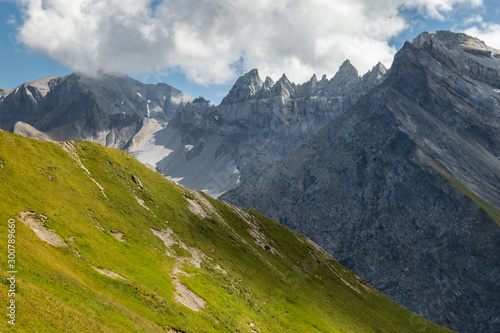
[462,21,500,49]
[14,0,483,85]
[404,0,483,20]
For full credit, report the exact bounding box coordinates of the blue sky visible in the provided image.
[0,0,499,104]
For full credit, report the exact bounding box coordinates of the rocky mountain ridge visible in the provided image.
[0,61,387,197]
[222,31,500,333]
[0,72,192,148]
[138,62,386,196]
[221,60,387,104]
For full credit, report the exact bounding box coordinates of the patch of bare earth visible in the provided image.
[150,227,208,311]
[18,211,67,247]
[135,196,150,211]
[60,141,108,199]
[110,229,126,242]
[173,279,206,312]
[93,267,127,280]
[150,227,206,267]
[224,201,280,256]
[185,190,224,222]
[150,228,176,256]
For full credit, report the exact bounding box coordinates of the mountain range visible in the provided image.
[0,60,386,197]
[1,30,499,332]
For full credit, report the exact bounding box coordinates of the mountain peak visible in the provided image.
[277,73,290,83]
[413,30,486,49]
[337,59,359,77]
[357,62,387,90]
[396,30,500,88]
[412,30,500,58]
[220,69,264,105]
[319,60,359,96]
[373,62,387,72]
[271,73,296,98]
[264,76,275,86]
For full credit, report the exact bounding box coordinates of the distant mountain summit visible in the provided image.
[0,73,192,147]
[221,61,387,104]
[222,31,500,333]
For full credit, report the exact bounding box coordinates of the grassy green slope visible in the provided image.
[446,175,500,227]
[432,162,500,227]
[0,130,452,332]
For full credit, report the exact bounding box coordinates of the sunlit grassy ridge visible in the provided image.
[0,130,452,332]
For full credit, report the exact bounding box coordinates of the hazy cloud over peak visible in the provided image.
[14,0,485,85]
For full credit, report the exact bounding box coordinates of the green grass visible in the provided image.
[0,130,453,332]
[435,163,500,226]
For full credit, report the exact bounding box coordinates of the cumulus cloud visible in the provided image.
[462,20,500,49]
[14,0,483,85]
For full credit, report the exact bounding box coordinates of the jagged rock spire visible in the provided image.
[320,60,359,97]
[220,69,263,105]
[271,73,297,98]
[255,76,276,99]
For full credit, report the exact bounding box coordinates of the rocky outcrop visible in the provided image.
[0,88,13,102]
[220,69,263,105]
[222,31,500,333]
[0,73,192,148]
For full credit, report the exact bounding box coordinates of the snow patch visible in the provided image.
[233,165,240,174]
[185,145,194,152]
[168,176,185,183]
[151,105,163,114]
[494,89,500,93]
[132,135,174,166]
[214,115,219,121]
[136,92,143,98]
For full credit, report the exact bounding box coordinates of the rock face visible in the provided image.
[0,63,385,197]
[222,31,500,333]
[0,88,13,102]
[0,73,192,148]
[128,62,386,196]
[220,68,264,104]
